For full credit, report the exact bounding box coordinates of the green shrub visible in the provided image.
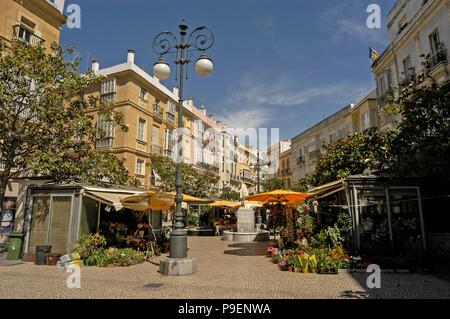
[68,234,106,266]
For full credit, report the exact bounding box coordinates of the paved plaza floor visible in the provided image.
[1,237,450,299]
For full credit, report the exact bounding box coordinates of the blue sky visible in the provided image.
[60,0,393,142]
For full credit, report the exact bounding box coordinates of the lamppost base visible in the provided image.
[159,257,197,276]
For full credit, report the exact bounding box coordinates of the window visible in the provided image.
[152,125,160,146]
[196,143,203,164]
[139,88,147,101]
[96,115,114,147]
[167,100,176,122]
[164,129,176,156]
[403,56,414,79]
[136,159,145,176]
[398,16,408,34]
[429,29,441,55]
[100,78,116,102]
[137,118,146,141]
[362,111,370,130]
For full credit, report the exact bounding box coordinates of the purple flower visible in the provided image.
[278,258,287,267]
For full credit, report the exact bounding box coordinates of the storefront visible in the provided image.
[309,175,426,258]
[22,184,162,255]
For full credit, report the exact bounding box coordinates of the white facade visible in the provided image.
[373,0,450,124]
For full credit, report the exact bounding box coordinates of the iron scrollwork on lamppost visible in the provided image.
[152,20,214,275]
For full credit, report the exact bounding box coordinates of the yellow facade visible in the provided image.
[0,0,66,50]
[83,67,178,189]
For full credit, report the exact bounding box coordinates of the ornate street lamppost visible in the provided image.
[152,20,215,276]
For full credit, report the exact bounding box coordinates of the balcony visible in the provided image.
[163,149,173,157]
[166,112,175,123]
[153,104,164,122]
[378,88,394,107]
[309,149,320,159]
[151,145,163,155]
[296,156,305,165]
[426,47,448,73]
[96,137,114,148]
[12,25,45,47]
[196,162,219,174]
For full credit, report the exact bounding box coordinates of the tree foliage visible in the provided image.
[150,154,219,198]
[308,128,394,186]
[388,80,450,180]
[220,187,240,201]
[0,41,138,206]
[301,79,450,188]
[261,178,287,192]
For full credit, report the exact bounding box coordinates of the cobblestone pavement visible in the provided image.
[1,237,450,299]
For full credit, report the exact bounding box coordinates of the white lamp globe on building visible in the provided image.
[195,54,214,77]
[153,57,171,80]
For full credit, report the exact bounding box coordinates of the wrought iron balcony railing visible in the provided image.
[427,47,448,72]
[153,104,164,121]
[166,112,175,123]
[151,145,163,155]
[12,25,45,47]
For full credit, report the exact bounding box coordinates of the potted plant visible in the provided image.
[278,258,288,271]
[318,256,339,274]
[309,254,318,274]
[298,252,309,273]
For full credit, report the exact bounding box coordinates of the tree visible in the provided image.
[0,41,137,211]
[150,154,219,198]
[309,128,394,186]
[388,80,450,181]
[220,187,240,201]
[261,178,287,192]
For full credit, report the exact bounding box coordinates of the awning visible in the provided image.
[308,179,345,198]
[84,191,132,211]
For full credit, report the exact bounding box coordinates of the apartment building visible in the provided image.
[372,0,450,128]
[0,0,66,50]
[83,51,179,189]
[290,91,378,181]
[82,50,235,193]
[267,140,291,180]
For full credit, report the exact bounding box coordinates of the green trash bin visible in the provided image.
[7,232,25,260]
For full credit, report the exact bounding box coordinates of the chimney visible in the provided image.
[127,49,135,64]
[91,59,100,72]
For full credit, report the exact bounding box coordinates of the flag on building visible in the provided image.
[369,47,379,63]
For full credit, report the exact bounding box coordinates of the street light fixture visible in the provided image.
[152,20,215,276]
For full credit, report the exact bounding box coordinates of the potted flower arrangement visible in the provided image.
[287,255,299,272]
[278,257,288,271]
[318,256,339,274]
[309,254,318,274]
[266,246,277,258]
[298,250,309,273]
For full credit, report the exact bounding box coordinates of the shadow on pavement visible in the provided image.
[223,242,272,257]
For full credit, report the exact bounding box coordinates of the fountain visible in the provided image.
[222,207,270,242]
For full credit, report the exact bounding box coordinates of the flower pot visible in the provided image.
[288,267,294,272]
[294,267,301,273]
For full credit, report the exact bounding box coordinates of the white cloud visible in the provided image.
[218,107,273,130]
[334,18,386,45]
